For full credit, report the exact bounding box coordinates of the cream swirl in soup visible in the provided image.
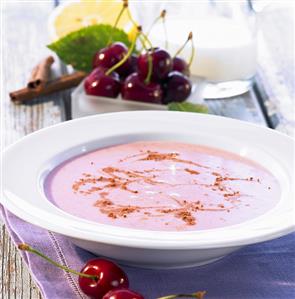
[45,141,280,231]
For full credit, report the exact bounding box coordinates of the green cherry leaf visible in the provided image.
[47,24,132,72]
[168,102,209,114]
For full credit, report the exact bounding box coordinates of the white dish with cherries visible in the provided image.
[71,76,205,118]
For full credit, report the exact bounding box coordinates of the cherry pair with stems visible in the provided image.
[19,244,206,299]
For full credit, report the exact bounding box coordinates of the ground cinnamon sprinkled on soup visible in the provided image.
[185,168,200,175]
[45,141,281,231]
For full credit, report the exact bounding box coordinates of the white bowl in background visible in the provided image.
[2,111,294,268]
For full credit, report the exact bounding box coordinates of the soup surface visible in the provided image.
[45,141,280,231]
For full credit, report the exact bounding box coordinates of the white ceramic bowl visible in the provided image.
[2,111,295,268]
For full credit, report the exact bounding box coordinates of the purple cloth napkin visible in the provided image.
[1,205,295,299]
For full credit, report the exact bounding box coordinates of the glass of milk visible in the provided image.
[131,1,257,98]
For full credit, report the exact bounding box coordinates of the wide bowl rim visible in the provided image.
[2,111,295,250]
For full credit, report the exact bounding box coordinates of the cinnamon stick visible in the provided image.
[27,56,55,89]
[10,72,87,104]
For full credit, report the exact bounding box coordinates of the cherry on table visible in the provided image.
[92,42,133,77]
[103,288,144,299]
[84,67,121,98]
[162,71,192,104]
[172,57,190,77]
[121,72,163,104]
[78,258,129,299]
[137,47,172,82]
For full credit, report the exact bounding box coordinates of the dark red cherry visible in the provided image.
[137,48,172,82]
[103,289,144,299]
[78,259,129,299]
[163,71,192,104]
[120,54,138,80]
[130,54,138,73]
[84,67,121,98]
[92,42,133,77]
[172,57,190,77]
[121,73,163,104]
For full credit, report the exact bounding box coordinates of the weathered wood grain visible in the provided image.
[256,3,294,136]
[1,2,62,299]
[206,90,268,126]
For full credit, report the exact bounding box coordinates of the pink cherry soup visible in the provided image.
[44,141,280,231]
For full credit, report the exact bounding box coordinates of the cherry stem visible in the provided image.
[137,28,154,85]
[140,31,153,50]
[126,2,137,28]
[139,36,148,51]
[125,3,153,49]
[146,10,165,37]
[106,26,140,76]
[137,31,154,85]
[125,6,154,86]
[146,10,168,49]
[162,14,168,50]
[188,32,195,68]
[18,244,97,281]
[107,0,128,45]
[173,31,193,58]
[157,291,206,299]
[144,48,153,85]
[125,1,153,52]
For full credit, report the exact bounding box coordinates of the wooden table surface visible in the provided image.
[1,1,294,298]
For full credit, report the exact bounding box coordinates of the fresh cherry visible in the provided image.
[137,48,172,82]
[84,67,121,98]
[172,57,190,77]
[121,73,163,103]
[130,54,138,73]
[78,259,129,299]
[18,243,207,299]
[103,288,144,299]
[92,42,133,77]
[162,71,192,104]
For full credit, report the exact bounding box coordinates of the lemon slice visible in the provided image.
[49,0,135,41]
